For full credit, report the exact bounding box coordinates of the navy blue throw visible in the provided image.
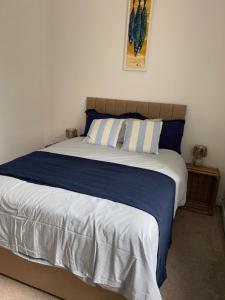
[0,151,175,286]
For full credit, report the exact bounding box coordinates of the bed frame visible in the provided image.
[0,97,187,300]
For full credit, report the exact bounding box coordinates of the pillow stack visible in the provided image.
[83,109,185,154]
[83,109,145,136]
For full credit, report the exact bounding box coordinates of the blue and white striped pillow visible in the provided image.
[84,118,124,148]
[122,119,163,154]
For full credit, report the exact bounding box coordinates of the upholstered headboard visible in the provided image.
[86,97,187,120]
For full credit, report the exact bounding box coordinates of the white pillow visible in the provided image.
[122,119,163,154]
[84,118,124,148]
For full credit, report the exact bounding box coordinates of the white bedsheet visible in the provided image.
[0,138,187,300]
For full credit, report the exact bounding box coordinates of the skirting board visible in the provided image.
[0,247,125,300]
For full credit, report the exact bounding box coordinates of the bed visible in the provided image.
[0,98,187,300]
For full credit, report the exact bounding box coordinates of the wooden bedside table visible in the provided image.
[184,163,220,215]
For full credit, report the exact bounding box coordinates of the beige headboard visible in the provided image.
[86,97,187,120]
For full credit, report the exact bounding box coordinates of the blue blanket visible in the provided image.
[0,151,175,287]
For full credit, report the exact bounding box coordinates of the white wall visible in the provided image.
[0,0,225,198]
[0,0,51,163]
[49,0,225,198]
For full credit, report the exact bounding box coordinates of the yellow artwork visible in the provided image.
[124,0,152,71]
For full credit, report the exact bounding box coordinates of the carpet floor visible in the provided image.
[0,208,224,300]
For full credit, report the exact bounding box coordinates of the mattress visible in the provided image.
[0,138,187,300]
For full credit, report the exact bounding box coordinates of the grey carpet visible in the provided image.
[0,208,224,300]
[160,207,225,300]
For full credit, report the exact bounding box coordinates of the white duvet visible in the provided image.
[0,138,187,300]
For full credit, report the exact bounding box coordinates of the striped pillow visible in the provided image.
[84,118,124,148]
[122,119,163,154]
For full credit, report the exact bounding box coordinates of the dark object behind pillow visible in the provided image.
[83,109,145,136]
[159,120,185,154]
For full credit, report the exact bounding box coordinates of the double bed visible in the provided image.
[0,98,187,300]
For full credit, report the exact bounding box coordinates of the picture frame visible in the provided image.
[123,0,153,71]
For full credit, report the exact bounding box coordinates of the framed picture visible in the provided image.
[124,0,153,71]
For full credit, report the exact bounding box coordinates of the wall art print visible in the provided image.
[124,0,152,71]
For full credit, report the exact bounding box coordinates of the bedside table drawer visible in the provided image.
[187,172,214,204]
[184,164,220,215]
